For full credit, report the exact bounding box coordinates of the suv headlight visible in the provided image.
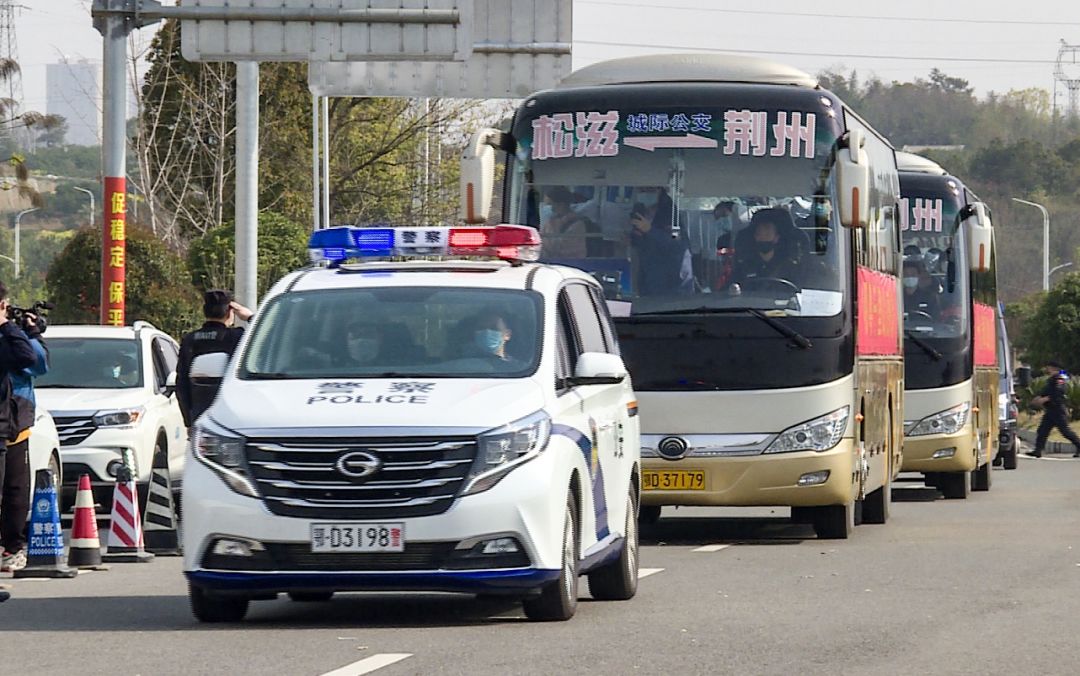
[908,402,970,437]
[764,407,849,454]
[463,411,551,496]
[93,407,145,428]
[192,418,257,498]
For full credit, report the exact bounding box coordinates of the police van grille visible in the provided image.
[245,436,476,519]
[53,416,98,446]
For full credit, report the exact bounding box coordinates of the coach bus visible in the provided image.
[461,54,904,538]
[895,152,996,498]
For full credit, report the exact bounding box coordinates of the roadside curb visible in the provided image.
[1017,429,1077,456]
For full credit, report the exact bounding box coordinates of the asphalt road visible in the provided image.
[4,448,1080,675]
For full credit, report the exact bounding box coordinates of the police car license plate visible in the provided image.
[310,523,405,552]
[643,470,705,491]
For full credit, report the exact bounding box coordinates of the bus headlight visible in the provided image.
[908,402,970,437]
[764,407,849,454]
[463,411,551,496]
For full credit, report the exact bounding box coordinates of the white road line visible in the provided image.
[692,544,731,553]
[320,653,412,676]
[638,567,664,579]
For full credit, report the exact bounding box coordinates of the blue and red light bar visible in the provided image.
[308,225,541,266]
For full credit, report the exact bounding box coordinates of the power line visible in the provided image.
[575,40,1059,64]
[577,1,1079,27]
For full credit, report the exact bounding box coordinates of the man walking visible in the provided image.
[176,290,254,427]
[1027,359,1080,458]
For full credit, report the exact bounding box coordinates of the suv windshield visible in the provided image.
[240,287,544,379]
[36,338,143,389]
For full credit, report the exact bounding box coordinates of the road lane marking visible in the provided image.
[692,544,731,553]
[320,653,412,676]
[638,567,664,579]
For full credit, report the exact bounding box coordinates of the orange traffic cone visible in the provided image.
[68,474,109,570]
[101,466,154,564]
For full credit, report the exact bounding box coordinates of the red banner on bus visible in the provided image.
[973,302,997,367]
[857,266,900,356]
[101,176,126,327]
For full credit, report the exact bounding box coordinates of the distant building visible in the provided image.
[46,59,102,147]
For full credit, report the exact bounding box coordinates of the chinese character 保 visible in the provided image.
[110,191,126,215]
[109,281,124,304]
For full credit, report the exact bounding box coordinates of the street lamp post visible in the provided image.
[1011,197,1050,291]
[1050,261,1074,281]
[13,208,38,279]
[73,186,95,229]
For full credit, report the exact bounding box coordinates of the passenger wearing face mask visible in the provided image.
[901,258,941,319]
[467,313,523,370]
[629,187,692,295]
[732,208,803,286]
[541,187,589,259]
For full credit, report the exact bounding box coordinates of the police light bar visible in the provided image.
[308,225,541,265]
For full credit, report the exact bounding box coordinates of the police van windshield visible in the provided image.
[35,338,143,389]
[899,174,970,339]
[240,287,543,380]
[509,87,848,318]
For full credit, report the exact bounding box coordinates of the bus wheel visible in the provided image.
[971,460,992,492]
[638,505,661,526]
[939,471,970,499]
[810,503,854,539]
[862,473,891,525]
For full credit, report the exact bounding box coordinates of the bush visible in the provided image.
[46,226,200,338]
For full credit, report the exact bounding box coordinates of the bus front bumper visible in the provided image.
[640,439,855,508]
[901,430,976,473]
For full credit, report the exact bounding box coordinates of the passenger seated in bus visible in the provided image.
[902,258,942,319]
[629,187,692,295]
[731,208,804,287]
[690,201,738,291]
[542,186,590,258]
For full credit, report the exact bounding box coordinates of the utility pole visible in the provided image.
[234,62,259,312]
[73,186,95,229]
[13,207,36,279]
[1012,197,1050,291]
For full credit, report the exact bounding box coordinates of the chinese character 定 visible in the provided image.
[109,245,125,268]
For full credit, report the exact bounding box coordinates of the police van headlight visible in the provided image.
[764,407,849,454]
[192,418,258,498]
[463,411,551,496]
[908,402,970,437]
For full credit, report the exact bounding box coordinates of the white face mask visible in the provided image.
[903,277,919,289]
[347,337,378,361]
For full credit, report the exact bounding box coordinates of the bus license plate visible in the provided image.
[643,470,705,491]
[311,523,405,552]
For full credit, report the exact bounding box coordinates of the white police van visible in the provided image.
[183,224,641,622]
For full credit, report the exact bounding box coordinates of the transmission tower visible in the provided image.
[1055,39,1080,120]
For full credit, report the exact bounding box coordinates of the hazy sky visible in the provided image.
[14,0,1080,116]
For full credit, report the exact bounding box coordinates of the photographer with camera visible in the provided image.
[0,285,47,574]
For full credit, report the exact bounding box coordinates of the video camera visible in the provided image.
[7,300,53,335]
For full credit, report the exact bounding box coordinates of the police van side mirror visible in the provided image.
[1015,365,1032,389]
[836,128,870,228]
[190,352,229,383]
[569,352,628,386]
[460,128,501,224]
[963,202,993,272]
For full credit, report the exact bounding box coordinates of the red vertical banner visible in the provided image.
[101,176,126,326]
[856,266,901,356]
[972,302,997,367]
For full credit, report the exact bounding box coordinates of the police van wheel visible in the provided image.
[288,591,334,602]
[939,471,970,499]
[189,583,249,623]
[971,460,992,492]
[1003,441,1019,470]
[588,488,639,601]
[523,492,579,621]
[811,502,854,539]
[638,505,661,526]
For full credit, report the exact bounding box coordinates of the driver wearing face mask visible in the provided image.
[342,322,383,366]
[732,208,803,286]
[902,258,941,319]
[107,355,140,387]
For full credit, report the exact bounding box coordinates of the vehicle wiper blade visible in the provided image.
[246,372,292,380]
[633,306,747,317]
[904,331,943,361]
[746,309,813,349]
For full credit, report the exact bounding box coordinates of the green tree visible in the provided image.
[1021,273,1080,373]
[187,211,309,298]
[46,226,200,337]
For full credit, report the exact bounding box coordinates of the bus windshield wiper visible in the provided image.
[904,331,943,361]
[746,309,812,349]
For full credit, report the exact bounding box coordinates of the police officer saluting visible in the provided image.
[1027,359,1080,458]
[176,290,254,427]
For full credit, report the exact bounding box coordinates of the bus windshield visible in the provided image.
[508,85,848,318]
[899,174,970,340]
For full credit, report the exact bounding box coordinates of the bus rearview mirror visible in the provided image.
[837,129,869,228]
[964,202,993,273]
[459,128,499,224]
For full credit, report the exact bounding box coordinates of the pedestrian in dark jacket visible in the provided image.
[0,285,44,573]
[176,290,254,427]
[1027,359,1080,458]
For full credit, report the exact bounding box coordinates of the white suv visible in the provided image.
[35,323,187,510]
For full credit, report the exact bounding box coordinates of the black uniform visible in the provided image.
[176,321,244,427]
[1033,371,1080,456]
